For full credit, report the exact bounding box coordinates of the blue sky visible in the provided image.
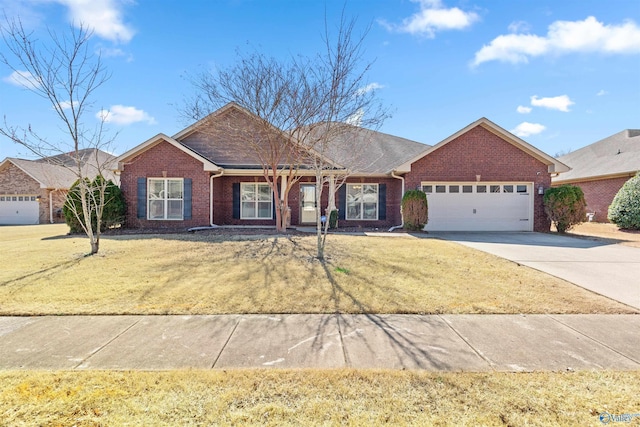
[1,0,638,160]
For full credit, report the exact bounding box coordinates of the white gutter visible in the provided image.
[388,171,405,232]
[49,190,54,224]
[209,170,224,226]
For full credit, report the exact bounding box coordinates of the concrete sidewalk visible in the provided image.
[0,314,638,371]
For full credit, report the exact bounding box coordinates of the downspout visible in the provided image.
[388,171,405,232]
[209,170,224,227]
[49,189,54,224]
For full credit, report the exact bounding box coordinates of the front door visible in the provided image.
[300,184,317,223]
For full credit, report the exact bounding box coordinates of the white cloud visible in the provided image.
[597,89,609,96]
[356,82,385,95]
[511,122,546,137]
[508,21,531,34]
[382,0,479,38]
[472,16,640,66]
[517,105,532,114]
[52,0,135,43]
[3,70,41,89]
[97,105,156,125]
[57,100,79,110]
[345,109,364,126]
[530,95,574,112]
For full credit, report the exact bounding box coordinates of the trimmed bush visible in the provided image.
[608,173,640,230]
[543,185,587,233]
[64,176,125,234]
[402,190,428,231]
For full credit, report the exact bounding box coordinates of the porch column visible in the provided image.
[280,174,287,201]
[327,174,336,212]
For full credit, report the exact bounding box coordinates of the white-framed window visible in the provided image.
[241,183,272,219]
[346,183,378,220]
[148,178,184,220]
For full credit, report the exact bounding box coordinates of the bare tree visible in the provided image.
[0,18,114,254]
[183,13,388,259]
[183,53,313,232]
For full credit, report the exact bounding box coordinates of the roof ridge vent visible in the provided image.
[627,129,640,138]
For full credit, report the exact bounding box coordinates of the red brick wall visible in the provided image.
[559,176,631,223]
[120,141,210,229]
[0,162,64,223]
[405,125,552,231]
[212,176,400,228]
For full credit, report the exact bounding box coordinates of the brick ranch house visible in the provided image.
[553,129,640,223]
[0,149,117,225]
[116,103,569,232]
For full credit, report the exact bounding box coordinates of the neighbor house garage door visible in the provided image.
[0,195,39,225]
[421,183,533,231]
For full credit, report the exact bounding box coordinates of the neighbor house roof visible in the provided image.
[395,117,571,174]
[1,149,118,189]
[553,129,640,183]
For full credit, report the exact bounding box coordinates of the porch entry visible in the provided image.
[300,184,317,223]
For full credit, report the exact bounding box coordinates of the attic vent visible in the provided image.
[628,129,640,138]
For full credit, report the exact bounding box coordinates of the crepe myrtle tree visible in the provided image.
[0,18,114,255]
[184,12,388,259]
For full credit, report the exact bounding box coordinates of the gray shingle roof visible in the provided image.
[3,149,117,189]
[553,130,640,182]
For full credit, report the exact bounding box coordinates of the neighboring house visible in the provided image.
[0,149,117,225]
[116,103,569,232]
[553,130,640,222]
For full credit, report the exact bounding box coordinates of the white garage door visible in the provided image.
[0,195,40,225]
[422,183,533,232]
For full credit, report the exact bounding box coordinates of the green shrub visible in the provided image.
[329,209,339,229]
[402,190,428,231]
[64,176,125,234]
[543,185,587,233]
[608,173,640,230]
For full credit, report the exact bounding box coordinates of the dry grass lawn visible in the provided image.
[568,222,640,248]
[0,224,635,315]
[1,369,638,426]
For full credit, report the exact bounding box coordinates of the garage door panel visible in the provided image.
[0,200,40,225]
[423,183,532,232]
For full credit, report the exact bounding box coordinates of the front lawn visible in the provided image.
[1,370,637,426]
[0,225,634,315]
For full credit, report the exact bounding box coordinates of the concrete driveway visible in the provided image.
[427,232,640,310]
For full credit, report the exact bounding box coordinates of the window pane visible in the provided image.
[258,201,272,218]
[517,185,527,193]
[449,185,459,193]
[422,185,432,193]
[435,185,446,193]
[148,200,164,219]
[347,202,361,220]
[242,201,256,218]
[241,184,256,201]
[258,184,271,201]
[168,180,183,199]
[477,185,487,193]
[462,185,473,193]
[167,200,183,219]
[363,203,377,219]
[149,180,165,198]
[12,196,17,201]
[0,196,4,201]
[348,184,361,197]
[504,185,513,193]
[490,185,501,193]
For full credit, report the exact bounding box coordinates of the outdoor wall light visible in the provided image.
[538,186,544,195]
[35,195,42,202]
[476,175,481,182]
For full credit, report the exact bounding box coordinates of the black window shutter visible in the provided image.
[232,183,240,219]
[338,185,346,220]
[378,184,387,220]
[183,178,192,220]
[137,177,147,219]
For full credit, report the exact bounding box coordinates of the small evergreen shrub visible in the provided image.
[64,176,125,234]
[402,190,428,231]
[608,173,640,230]
[329,209,339,229]
[543,185,587,233]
